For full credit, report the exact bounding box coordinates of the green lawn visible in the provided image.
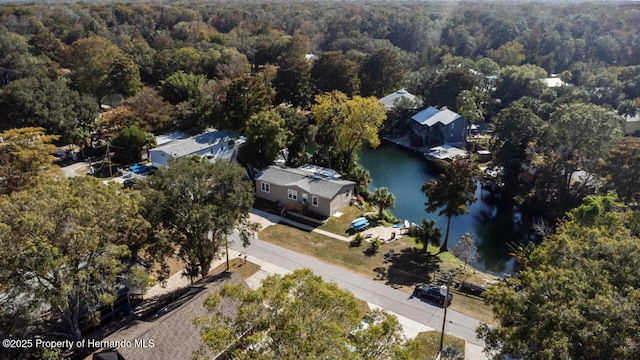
[320,205,365,236]
[258,223,496,324]
[413,331,466,360]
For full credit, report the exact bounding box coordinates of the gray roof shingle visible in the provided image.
[99,272,244,360]
[256,166,355,199]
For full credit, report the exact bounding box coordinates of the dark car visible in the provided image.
[413,285,453,306]
[460,282,487,297]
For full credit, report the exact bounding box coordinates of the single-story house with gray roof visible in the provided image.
[411,106,467,147]
[255,165,355,219]
[94,272,244,360]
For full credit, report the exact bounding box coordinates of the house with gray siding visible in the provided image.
[411,106,467,147]
[254,165,355,219]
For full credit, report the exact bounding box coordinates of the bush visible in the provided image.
[360,187,372,202]
[365,237,381,255]
[381,209,399,224]
[350,233,364,247]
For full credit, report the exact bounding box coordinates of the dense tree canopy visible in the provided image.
[111,124,153,165]
[530,103,623,217]
[493,64,548,110]
[0,127,59,195]
[140,157,257,280]
[359,48,406,98]
[478,194,640,359]
[195,269,415,359]
[65,36,142,107]
[491,101,544,200]
[311,90,386,174]
[0,176,149,341]
[223,72,275,130]
[311,51,361,97]
[599,136,640,204]
[159,71,207,105]
[273,33,312,108]
[237,109,290,169]
[0,76,98,141]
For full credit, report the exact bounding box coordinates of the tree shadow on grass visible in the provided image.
[381,248,441,287]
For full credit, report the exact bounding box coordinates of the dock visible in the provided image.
[383,135,468,163]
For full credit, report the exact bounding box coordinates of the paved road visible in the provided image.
[230,235,486,346]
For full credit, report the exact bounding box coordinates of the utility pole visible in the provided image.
[225,238,230,271]
[438,268,462,358]
[107,142,113,178]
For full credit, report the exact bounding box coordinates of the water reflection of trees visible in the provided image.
[474,204,526,275]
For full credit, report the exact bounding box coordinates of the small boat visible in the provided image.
[350,217,370,231]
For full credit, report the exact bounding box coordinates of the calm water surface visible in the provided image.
[359,144,521,274]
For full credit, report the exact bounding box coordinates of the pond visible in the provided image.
[359,144,524,274]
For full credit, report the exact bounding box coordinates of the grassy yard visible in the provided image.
[320,204,397,236]
[413,331,466,360]
[258,223,496,324]
[320,204,366,236]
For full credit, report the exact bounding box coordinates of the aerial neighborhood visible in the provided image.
[1,1,640,360]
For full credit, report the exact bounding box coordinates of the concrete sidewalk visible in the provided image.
[250,208,352,242]
[242,252,487,359]
[143,210,487,359]
[250,208,401,244]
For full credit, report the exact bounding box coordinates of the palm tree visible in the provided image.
[441,343,464,360]
[143,131,157,161]
[348,164,372,198]
[508,241,537,272]
[372,187,395,220]
[422,158,478,253]
[412,219,442,253]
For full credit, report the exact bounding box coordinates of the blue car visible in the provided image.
[129,163,151,174]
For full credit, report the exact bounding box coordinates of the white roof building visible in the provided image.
[543,77,568,88]
[149,130,244,168]
[379,88,420,110]
[412,106,461,127]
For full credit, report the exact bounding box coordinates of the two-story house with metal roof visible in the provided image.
[410,106,467,147]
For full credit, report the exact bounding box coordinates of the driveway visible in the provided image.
[229,234,486,347]
[60,161,89,178]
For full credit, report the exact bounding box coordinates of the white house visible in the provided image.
[378,88,420,110]
[149,130,244,168]
[543,77,568,88]
[622,114,640,136]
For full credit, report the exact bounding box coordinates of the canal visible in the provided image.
[359,144,522,274]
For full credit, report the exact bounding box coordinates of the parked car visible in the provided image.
[413,285,453,306]
[460,282,487,297]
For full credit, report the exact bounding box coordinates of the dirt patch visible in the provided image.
[212,258,261,279]
[73,164,90,175]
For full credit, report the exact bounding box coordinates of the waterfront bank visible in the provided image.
[359,144,520,274]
